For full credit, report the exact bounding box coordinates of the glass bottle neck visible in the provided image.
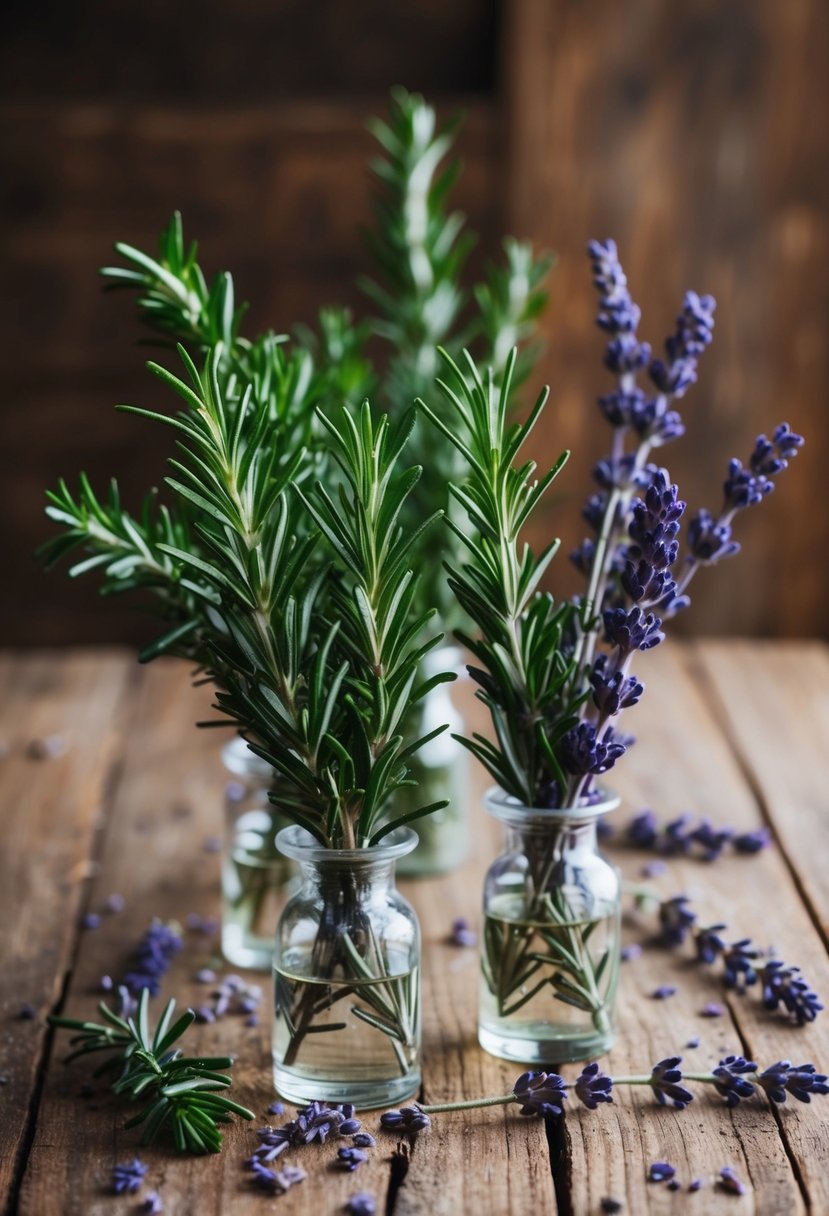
[506,818,599,856]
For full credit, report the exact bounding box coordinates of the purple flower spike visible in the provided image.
[574,1062,614,1109]
[695,924,728,965]
[756,1061,829,1105]
[719,1166,747,1196]
[513,1071,568,1117]
[337,1147,368,1171]
[721,939,761,992]
[648,1161,676,1182]
[649,1058,693,1109]
[112,1158,148,1195]
[347,1194,377,1216]
[712,1056,757,1107]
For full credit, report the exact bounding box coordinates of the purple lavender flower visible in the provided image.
[701,1003,725,1018]
[194,968,216,984]
[250,1159,306,1194]
[719,1166,747,1196]
[142,1193,163,1215]
[122,920,182,996]
[688,819,733,862]
[574,1062,613,1109]
[649,290,716,399]
[652,985,677,1000]
[379,1105,431,1132]
[659,813,693,855]
[695,923,728,965]
[686,1036,700,1049]
[755,1061,829,1104]
[761,961,823,1024]
[347,1194,377,1216]
[337,1147,368,1171]
[648,1058,693,1109]
[627,809,658,848]
[603,606,665,654]
[100,974,113,992]
[687,509,740,564]
[112,1158,148,1195]
[659,895,697,947]
[689,1179,704,1192]
[590,655,644,716]
[105,893,125,913]
[352,1132,377,1148]
[449,917,478,947]
[712,1056,757,1107]
[560,721,627,776]
[721,939,760,992]
[733,827,772,854]
[648,1161,676,1182]
[621,943,643,962]
[513,1071,568,1117]
[267,1101,285,1116]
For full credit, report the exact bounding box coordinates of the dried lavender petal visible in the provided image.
[648,1162,676,1182]
[112,1158,148,1195]
[719,1167,747,1196]
[652,985,677,1000]
[449,917,478,948]
[347,1194,377,1216]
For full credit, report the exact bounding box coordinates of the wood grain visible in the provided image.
[3,644,829,1213]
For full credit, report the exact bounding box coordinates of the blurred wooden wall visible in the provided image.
[1,0,827,645]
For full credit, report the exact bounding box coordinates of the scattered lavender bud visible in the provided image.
[686,1036,701,1049]
[104,893,125,913]
[449,917,478,948]
[347,1194,376,1216]
[81,913,100,930]
[733,828,772,854]
[194,1006,216,1024]
[200,916,220,935]
[194,968,217,984]
[203,835,222,854]
[17,1004,36,1021]
[245,1013,259,1027]
[600,1199,624,1214]
[721,939,760,992]
[701,1003,725,1018]
[695,923,728,965]
[143,1192,164,1214]
[352,1132,376,1148]
[337,1147,368,1171]
[112,1158,148,1195]
[761,960,823,1024]
[640,860,666,878]
[596,819,615,840]
[689,1178,704,1192]
[652,985,677,1000]
[267,1101,285,1117]
[648,1162,676,1182]
[27,734,67,760]
[660,814,693,855]
[689,818,733,861]
[100,975,113,992]
[225,780,247,804]
[667,1179,682,1191]
[628,809,659,849]
[719,1167,747,1196]
[121,920,182,996]
[621,943,642,962]
[250,1159,306,1194]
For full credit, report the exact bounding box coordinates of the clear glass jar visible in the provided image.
[478,786,621,1064]
[272,825,421,1108]
[221,736,294,971]
[395,645,469,877]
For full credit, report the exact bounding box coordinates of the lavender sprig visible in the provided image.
[413,1056,828,1118]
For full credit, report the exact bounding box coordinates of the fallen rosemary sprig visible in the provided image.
[49,988,254,1153]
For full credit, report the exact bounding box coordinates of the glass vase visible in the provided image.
[478,786,621,1064]
[272,825,421,1108]
[395,645,469,877]
[221,736,294,971]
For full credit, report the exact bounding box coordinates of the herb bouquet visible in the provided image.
[419,240,803,1065]
[43,333,458,1105]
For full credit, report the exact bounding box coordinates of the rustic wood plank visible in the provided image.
[0,649,135,1211]
[691,639,829,944]
[561,641,829,1214]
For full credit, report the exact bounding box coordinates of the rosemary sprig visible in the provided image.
[49,989,254,1154]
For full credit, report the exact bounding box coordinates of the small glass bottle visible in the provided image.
[221,735,293,971]
[273,825,421,1108]
[395,644,469,877]
[478,787,621,1064]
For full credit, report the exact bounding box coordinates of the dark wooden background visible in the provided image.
[2,0,827,645]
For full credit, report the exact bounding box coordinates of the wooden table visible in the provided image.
[1,641,827,1215]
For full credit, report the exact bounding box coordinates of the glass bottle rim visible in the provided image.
[483,784,620,825]
[275,824,419,865]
